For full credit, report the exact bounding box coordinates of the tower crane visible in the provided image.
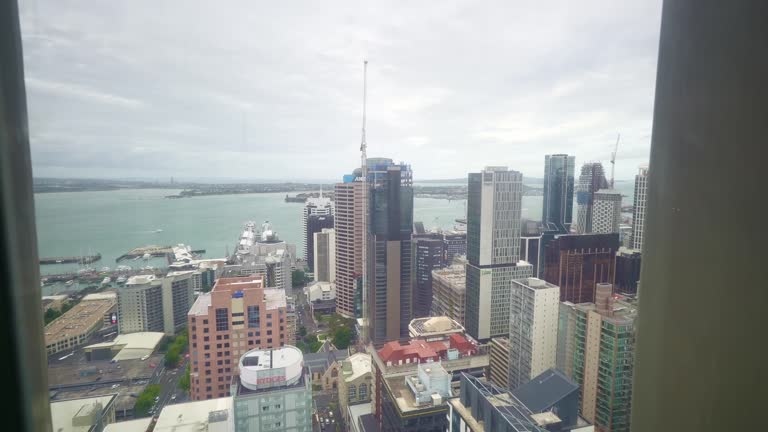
[610,133,620,189]
[360,60,369,346]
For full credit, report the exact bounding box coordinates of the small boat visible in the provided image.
[154,229,163,233]
[116,265,131,271]
[65,280,74,286]
[133,256,141,261]
[116,276,127,285]
[101,277,111,286]
[142,253,151,260]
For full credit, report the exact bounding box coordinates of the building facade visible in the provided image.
[466,167,533,341]
[630,167,649,251]
[412,236,445,318]
[338,353,373,428]
[488,337,510,389]
[187,276,290,400]
[543,233,620,304]
[367,158,414,346]
[592,190,622,234]
[45,296,116,355]
[542,154,576,232]
[614,248,642,295]
[508,278,560,390]
[162,271,196,335]
[303,194,334,272]
[430,264,467,326]
[557,302,578,378]
[313,228,335,283]
[572,285,637,432]
[117,275,164,334]
[575,163,609,234]
[231,346,312,432]
[443,230,467,264]
[334,179,364,318]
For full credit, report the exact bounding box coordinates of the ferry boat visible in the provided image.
[64,280,74,286]
[116,276,127,285]
[101,277,111,286]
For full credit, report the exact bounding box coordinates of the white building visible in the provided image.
[313,228,335,283]
[592,189,622,234]
[508,277,560,389]
[231,346,312,432]
[154,397,233,432]
[305,281,336,302]
[631,166,649,251]
[117,272,195,336]
[230,222,296,296]
[466,166,534,341]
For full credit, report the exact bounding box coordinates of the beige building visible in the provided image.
[50,394,117,432]
[44,296,117,355]
[338,353,373,426]
[488,337,510,388]
[334,180,364,318]
[430,265,467,326]
[313,228,336,283]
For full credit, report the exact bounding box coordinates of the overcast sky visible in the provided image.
[20,0,661,181]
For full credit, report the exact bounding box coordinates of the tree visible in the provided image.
[164,346,180,367]
[332,327,352,349]
[298,326,307,337]
[178,365,190,391]
[292,269,307,287]
[134,384,161,417]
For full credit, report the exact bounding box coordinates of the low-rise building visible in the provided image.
[50,394,117,432]
[230,346,313,432]
[83,332,164,362]
[338,353,373,427]
[305,281,335,302]
[430,264,467,326]
[45,296,117,355]
[154,397,233,432]
[303,349,349,392]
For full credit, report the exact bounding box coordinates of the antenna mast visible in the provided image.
[610,133,620,189]
[360,60,369,346]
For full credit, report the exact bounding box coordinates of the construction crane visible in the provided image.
[610,133,620,189]
[360,60,369,346]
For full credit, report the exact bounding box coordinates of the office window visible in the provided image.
[215,308,229,331]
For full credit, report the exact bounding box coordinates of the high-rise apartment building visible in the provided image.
[430,264,467,326]
[229,222,295,296]
[508,277,560,389]
[334,178,363,318]
[412,234,444,318]
[466,167,533,341]
[488,336,510,388]
[303,194,333,272]
[557,301,578,378]
[614,248,642,295]
[575,163,609,234]
[117,272,194,336]
[631,166,649,251]
[542,154,576,232]
[187,276,290,401]
[305,214,333,274]
[543,233,619,304]
[592,189,622,234]
[572,284,637,432]
[231,346,312,432]
[367,158,414,346]
[313,228,335,283]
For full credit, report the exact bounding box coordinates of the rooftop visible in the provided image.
[45,298,116,345]
[154,397,233,432]
[126,274,157,286]
[102,418,152,432]
[342,353,372,382]
[212,276,265,291]
[81,292,117,301]
[514,277,559,290]
[347,402,373,432]
[409,316,465,338]
[385,362,454,414]
[264,288,287,310]
[239,346,304,390]
[511,368,579,413]
[301,349,349,376]
[84,332,164,361]
[50,394,117,432]
[187,292,212,316]
[432,265,466,286]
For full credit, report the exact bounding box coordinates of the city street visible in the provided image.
[148,358,189,416]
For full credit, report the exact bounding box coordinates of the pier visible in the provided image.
[115,245,174,263]
[40,253,101,265]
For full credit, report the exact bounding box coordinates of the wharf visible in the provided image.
[40,253,101,265]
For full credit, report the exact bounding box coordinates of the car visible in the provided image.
[110,384,120,389]
[155,396,160,402]
[141,355,149,361]
[171,394,177,400]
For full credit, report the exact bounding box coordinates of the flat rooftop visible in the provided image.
[84,332,164,361]
[188,292,212,316]
[432,265,467,286]
[126,274,157,285]
[384,372,456,414]
[344,353,372,382]
[103,418,152,432]
[44,298,116,345]
[50,394,117,432]
[409,316,464,336]
[155,397,233,432]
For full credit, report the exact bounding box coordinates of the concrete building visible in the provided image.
[508,278,560,390]
[512,368,594,432]
[334,177,364,318]
[591,190,622,234]
[187,276,290,401]
[556,302,578,378]
[231,346,312,432]
[572,285,637,432]
[378,361,452,431]
[466,166,533,341]
[162,271,196,335]
[303,193,334,272]
[575,163,609,234]
[45,296,117,355]
[431,264,467,326]
[543,233,619,304]
[313,228,335,283]
[305,281,335,303]
[443,230,467,263]
[117,272,194,336]
[367,158,414,346]
[630,166,648,252]
[50,394,117,432]
[488,337,510,389]
[229,222,295,296]
[408,316,465,341]
[542,154,576,232]
[154,397,233,432]
[614,248,641,295]
[412,234,444,318]
[303,349,348,392]
[338,353,373,428]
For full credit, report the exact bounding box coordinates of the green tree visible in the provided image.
[332,327,352,349]
[178,365,191,391]
[291,269,307,287]
[43,308,61,325]
[134,384,161,417]
[298,326,307,337]
[165,346,180,367]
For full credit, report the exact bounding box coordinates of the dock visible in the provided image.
[115,245,173,263]
[40,253,101,265]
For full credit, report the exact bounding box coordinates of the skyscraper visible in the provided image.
[575,163,609,234]
[614,248,642,295]
[592,189,622,234]
[631,166,649,251]
[367,158,414,346]
[572,284,637,432]
[542,154,576,231]
[465,167,533,341]
[303,194,333,272]
[305,214,333,274]
[313,228,335,283]
[334,177,364,318]
[430,263,467,326]
[543,233,619,304]
[442,230,467,263]
[411,233,444,318]
[508,277,559,389]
